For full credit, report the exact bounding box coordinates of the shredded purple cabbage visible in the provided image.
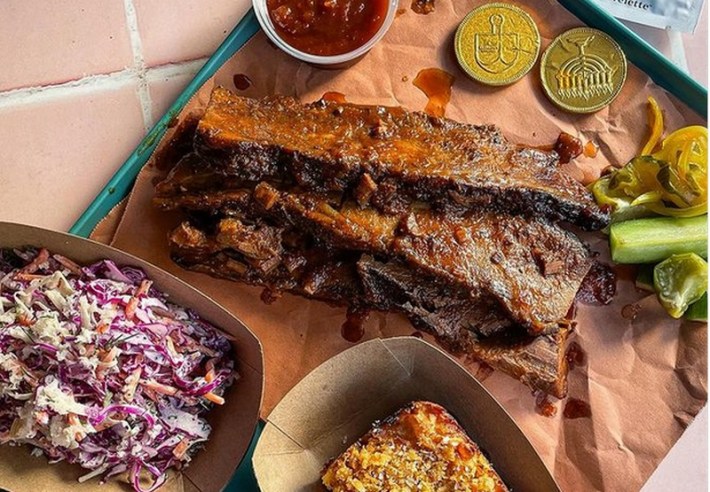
[0,248,237,492]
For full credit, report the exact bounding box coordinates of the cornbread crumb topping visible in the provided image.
[322,401,508,492]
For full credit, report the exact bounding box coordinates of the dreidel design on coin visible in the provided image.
[555,35,617,101]
[474,14,521,74]
[455,3,540,86]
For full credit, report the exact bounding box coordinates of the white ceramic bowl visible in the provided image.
[253,0,399,66]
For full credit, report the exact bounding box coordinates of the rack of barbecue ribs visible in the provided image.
[154,87,609,398]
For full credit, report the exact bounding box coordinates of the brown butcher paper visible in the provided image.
[93,1,707,490]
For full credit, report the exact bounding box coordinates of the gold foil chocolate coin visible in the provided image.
[540,27,627,113]
[455,3,541,86]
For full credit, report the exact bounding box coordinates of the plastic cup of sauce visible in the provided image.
[253,0,399,68]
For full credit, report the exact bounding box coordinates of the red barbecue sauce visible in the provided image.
[563,398,592,419]
[413,68,455,118]
[321,91,347,103]
[576,262,617,305]
[341,308,370,342]
[534,391,558,418]
[554,132,584,164]
[411,0,435,14]
[233,73,252,90]
[565,341,586,370]
[267,0,389,56]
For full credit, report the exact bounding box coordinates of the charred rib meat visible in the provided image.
[156,87,608,230]
[169,220,570,397]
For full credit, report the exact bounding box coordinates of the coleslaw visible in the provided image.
[0,248,236,492]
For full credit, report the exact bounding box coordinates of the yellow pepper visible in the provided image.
[592,98,708,219]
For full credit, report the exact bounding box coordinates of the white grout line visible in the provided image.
[145,58,208,83]
[122,0,153,131]
[0,57,210,112]
[0,70,139,110]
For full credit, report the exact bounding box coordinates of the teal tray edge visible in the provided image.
[558,0,707,119]
[67,3,708,491]
[68,10,260,238]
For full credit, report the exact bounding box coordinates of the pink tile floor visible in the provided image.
[0,0,250,231]
[0,3,706,488]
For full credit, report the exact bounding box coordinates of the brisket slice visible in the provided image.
[357,255,569,397]
[157,87,608,230]
[169,220,569,397]
[157,181,592,334]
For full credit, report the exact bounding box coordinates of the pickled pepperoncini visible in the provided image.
[653,253,708,319]
[592,97,708,220]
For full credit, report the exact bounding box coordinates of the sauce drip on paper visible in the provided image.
[342,307,370,342]
[411,0,435,15]
[554,132,584,164]
[576,262,617,305]
[564,398,592,419]
[413,68,455,118]
[321,91,347,104]
[534,391,558,418]
[584,140,599,158]
[565,342,586,370]
[233,73,252,91]
[260,287,281,305]
[621,303,641,321]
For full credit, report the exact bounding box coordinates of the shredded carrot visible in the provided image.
[136,279,153,297]
[142,379,178,396]
[94,421,113,432]
[96,322,109,334]
[173,438,190,459]
[203,392,225,405]
[21,248,49,274]
[67,413,79,426]
[204,370,215,384]
[53,254,83,276]
[13,273,45,282]
[99,347,118,363]
[142,388,160,403]
[125,297,139,320]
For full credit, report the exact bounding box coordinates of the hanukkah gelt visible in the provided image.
[540,27,627,113]
[455,3,541,86]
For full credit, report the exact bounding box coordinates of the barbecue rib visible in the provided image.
[155,87,608,230]
[169,221,570,397]
[151,88,601,398]
[157,180,592,334]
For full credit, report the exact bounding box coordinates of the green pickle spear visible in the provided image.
[685,293,708,322]
[653,253,708,318]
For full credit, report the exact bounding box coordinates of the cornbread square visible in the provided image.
[322,401,508,492]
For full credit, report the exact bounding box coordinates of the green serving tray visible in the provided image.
[69,2,707,490]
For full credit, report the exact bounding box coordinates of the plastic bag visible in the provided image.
[594,0,705,32]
